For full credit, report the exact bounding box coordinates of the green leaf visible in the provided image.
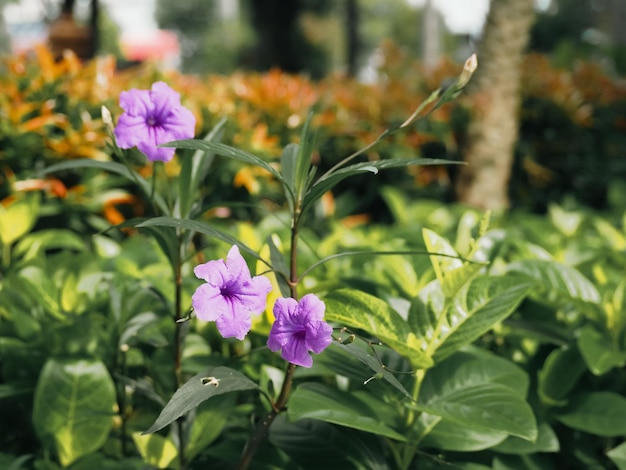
[577,324,626,375]
[324,289,433,369]
[295,112,316,202]
[288,383,406,441]
[131,433,177,469]
[301,158,460,217]
[144,366,258,434]
[432,276,532,362]
[13,229,85,260]
[162,139,284,182]
[556,392,626,436]
[270,416,388,470]
[18,266,64,320]
[506,259,600,304]
[537,346,586,406]
[607,442,626,470]
[280,143,299,208]
[0,194,40,246]
[185,394,235,461]
[331,341,412,400]
[418,415,508,451]
[417,349,536,442]
[177,119,224,219]
[38,160,168,214]
[32,358,116,467]
[119,216,265,263]
[492,422,560,454]
[422,228,480,297]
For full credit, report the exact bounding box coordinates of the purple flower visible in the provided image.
[114,81,195,162]
[268,294,333,368]
[192,245,272,340]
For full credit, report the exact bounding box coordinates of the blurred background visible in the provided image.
[0,0,625,217]
[2,0,625,77]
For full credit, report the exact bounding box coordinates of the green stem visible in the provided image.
[235,208,302,469]
[174,237,187,469]
[235,363,297,470]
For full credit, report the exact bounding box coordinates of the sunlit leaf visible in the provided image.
[324,289,432,369]
[431,275,532,362]
[32,358,116,467]
[132,433,177,469]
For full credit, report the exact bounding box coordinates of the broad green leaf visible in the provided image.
[492,422,559,454]
[18,266,64,320]
[556,392,626,436]
[131,433,177,469]
[417,349,536,442]
[577,324,626,375]
[32,358,116,467]
[418,415,508,451]
[324,289,432,368]
[185,394,236,461]
[162,139,283,182]
[537,346,586,406]
[144,367,258,434]
[288,383,406,441]
[301,158,461,216]
[270,416,388,470]
[422,228,481,298]
[177,120,223,219]
[0,194,40,246]
[408,280,445,343]
[607,442,626,470]
[493,454,556,470]
[38,160,168,214]
[13,229,85,260]
[548,203,583,237]
[432,276,532,362]
[506,259,600,304]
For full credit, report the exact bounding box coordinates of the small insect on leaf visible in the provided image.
[200,377,220,387]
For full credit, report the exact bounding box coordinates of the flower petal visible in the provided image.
[215,304,253,340]
[281,335,313,368]
[191,284,222,321]
[306,321,333,353]
[298,293,326,321]
[194,258,228,285]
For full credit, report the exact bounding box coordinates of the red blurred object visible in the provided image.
[121,29,180,65]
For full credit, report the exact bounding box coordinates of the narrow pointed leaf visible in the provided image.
[37,159,168,213]
[118,216,264,263]
[144,367,258,434]
[162,139,283,182]
[302,158,461,215]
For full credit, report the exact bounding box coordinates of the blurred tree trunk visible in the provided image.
[422,0,440,72]
[345,0,359,77]
[455,0,535,210]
